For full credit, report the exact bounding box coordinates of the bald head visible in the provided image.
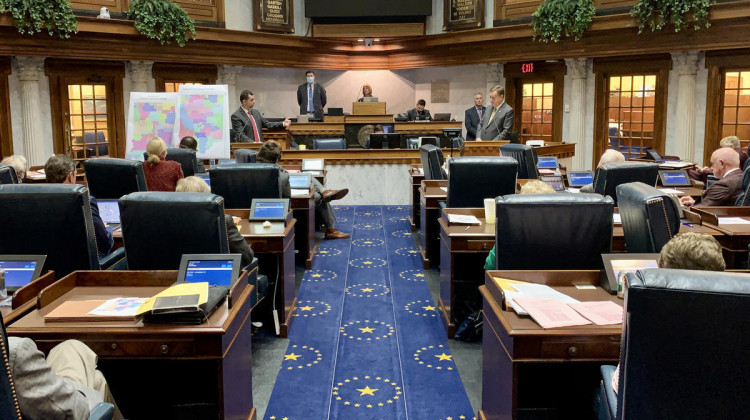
[710,147,740,178]
[597,149,626,168]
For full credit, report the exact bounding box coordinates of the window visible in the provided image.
[520,82,554,143]
[721,71,750,141]
[164,81,203,93]
[153,63,216,93]
[606,74,657,160]
[504,61,565,143]
[67,84,110,161]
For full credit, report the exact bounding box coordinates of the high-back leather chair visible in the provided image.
[617,182,680,253]
[209,163,282,209]
[500,143,539,179]
[447,157,517,207]
[119,192,229,270]
[592,162,659,205]
[495,194,614,270]
[735,165,750,206]
[0,164,18,184]
[599,269,750,420]
[165,148,197,177]
[313,138,346,150]
[84,158,147,199]
[234,148,258,164]
[0,184,125,277]
[419,144,445,180]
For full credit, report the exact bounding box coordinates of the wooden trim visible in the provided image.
[0,57,12,159]
[504,61,566,143]
[312,23,425,38]
[152,62,217,92]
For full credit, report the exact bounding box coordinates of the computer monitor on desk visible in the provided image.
[433,113,451,122]
[302,158,325,174]
[0,255,46,293]
[249,199,289,221]
[362,97,378,102]
[370,133,402,149]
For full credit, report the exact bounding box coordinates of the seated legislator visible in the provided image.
[9,338,123,419]
[580,149,626,193]
[484,180,555,270]
[45,154,113,257]
[610,232,725,394]
[680,147,743,207]
[175,176,254,267]
[357,83,374,102]
[407,99,432,121]
[257,141,350,239]
[689,136,748,183]
[179,136,205,173]
[1,154,27,182]
[142,137,184,191]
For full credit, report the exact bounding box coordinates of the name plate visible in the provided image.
[443,0,485,31]
[253,0,294,33]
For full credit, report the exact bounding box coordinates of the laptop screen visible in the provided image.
[289,174,309,189]
[302,159,324,171]
[537,156,558,169]
[196,173,211,187]
[662,171,690,186]
[540,175,565,192]
[97,200,120,224]
[0,260,40,289]
[253,202,286,219]
[568,172,594,187]
[184,258,235,287]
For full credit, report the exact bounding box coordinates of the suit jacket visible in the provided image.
[697,169,744,206]
[231,107,283,143]
[477,102,514,140]
[297,83,327,119]
[407,108,432,121]
[8,337,98,419]
[224,214,254,266]
[464,106,486,141]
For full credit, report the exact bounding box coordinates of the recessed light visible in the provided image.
[373,39,380,42]
[357,39,364,42]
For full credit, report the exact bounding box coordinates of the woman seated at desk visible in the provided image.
[143,137,184,191]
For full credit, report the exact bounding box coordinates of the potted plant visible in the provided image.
[631,0,715,33]
[0,0,78,38]
[531,0,596,42]
[126,0,196,47]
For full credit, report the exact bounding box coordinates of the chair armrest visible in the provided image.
[100,247,126,270]
[600,365,618,419]
[89,402,114,420]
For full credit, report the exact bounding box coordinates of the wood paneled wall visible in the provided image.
[494,0,636,21]
[70,0,224,25]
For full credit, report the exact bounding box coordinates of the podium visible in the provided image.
[353,101,386,115]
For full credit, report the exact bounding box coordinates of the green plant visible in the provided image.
[126,0,196,47]
[631,0,715,33]
[0,0,78,38]
[531,0,596,42]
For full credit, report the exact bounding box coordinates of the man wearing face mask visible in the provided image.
[297,70,327,120]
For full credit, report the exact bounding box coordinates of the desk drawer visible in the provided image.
[466,239,495,251]
[540,339,620,360]
[86,340,196,357]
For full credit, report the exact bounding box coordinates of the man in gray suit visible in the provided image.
[296,70,327,120]
[476,85,514,141]
[231,90,291,143]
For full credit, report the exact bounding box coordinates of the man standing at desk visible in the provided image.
[681,147,743,207]
[231,90,291,143]
[465,93,486,141]
[407,99,432,121]
[297,70,326,120]
[476,85,514,141]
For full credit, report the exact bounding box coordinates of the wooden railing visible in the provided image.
[70,0,224,26]
[494,0,637,21]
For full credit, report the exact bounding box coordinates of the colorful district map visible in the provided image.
[126,101,176,160]
[177,94,226,158]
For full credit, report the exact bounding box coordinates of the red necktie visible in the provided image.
[248,110,260,143]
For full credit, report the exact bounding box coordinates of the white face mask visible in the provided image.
[307,76,314,84]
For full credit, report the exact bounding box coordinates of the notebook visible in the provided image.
[97,200,121,229]
[0,255,46,293]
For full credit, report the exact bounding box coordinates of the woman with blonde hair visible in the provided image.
[142,137,183,191]
[357,83,373,102]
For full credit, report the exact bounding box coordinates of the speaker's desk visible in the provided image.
[6,270,256,420]
[418,180,447,268]
[228,211,297,338]
[479,270,621,420]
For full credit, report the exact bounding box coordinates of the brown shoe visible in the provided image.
[325,228,350,239]
[322,188,349,202]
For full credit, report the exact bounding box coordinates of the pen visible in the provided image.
[682,222,694,228]
[464,225,471,231]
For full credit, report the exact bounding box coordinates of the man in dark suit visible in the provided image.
[476,85,514,141]
[681,147,744,207]
[464,92,486,141]
[231,90,290,143]
[296,70,327,120]
[407,99,432,121]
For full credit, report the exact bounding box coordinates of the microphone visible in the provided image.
[235,112,251,142]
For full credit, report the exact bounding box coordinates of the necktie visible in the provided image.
[308,85,313,113]
[477,108,483,120]
[248,110,260,143]
[489,108,497,123]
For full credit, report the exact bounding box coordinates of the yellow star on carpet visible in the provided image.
[409,250,418,254]
[361,287,374,292]
[435,353,453,361]
[285,353,301,361]
[363,261,373,265]
[312,274,322,277]
[364,241,372,244]
[357,386,378,396]
[300,305,313,311]
[270,417,276,419]
[319,250,328,254]
[416,273,424,277]
[365,225,372,228]
[423,305,436,311]
[283,418,289,420]
[359,326,375,333]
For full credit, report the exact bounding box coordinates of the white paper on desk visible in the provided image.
[718,217,750,225]
[568,301,623,325]
[447,214,481,225]
[439,187,448,192]
[511,283,580,304]
[513,298,592,329]
[612,214,622,224]
[659,161,692,168]
[658,188,684,195]
[291,189,309,197]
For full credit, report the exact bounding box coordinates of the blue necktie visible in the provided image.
[308,85,313,113]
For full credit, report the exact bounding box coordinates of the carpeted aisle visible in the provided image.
[263,205,475,420]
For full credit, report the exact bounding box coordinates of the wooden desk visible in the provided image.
[686,207,750,268]
[0,271,57,324]
[6,270,256,420]
[438,208,494,337]
[409,165,424,231]
[480,270,622,420]
[290,188,317,268]
[418,180,447,268]
[228,211,297,337]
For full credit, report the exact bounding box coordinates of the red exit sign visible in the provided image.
[521,63,534,73]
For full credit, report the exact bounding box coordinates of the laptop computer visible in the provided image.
[97,200,121,229]
[432,113,451,122]
[302,158,325,175]
[177,254,242,288]
[249,198,289,222]
[566,171,595,188]
[658,170,692,188]
[289,173,312,197]
[0,255,46,293]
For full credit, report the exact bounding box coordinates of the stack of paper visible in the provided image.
[503,282,580,315]
[718,217,750,225]
[447,214,481,225]
[513,298,623,328]
[613,214,622,224]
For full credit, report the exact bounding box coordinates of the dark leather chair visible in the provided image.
[597,269,750,420]
[446,157,517,208]
[419,144,445,180]
[234,148,258,163]
[209,163,282,209]
[119,192,229,270]
[735,165,750,206]
[500,143,538,179]
[166,148,197,177]
[0,164,18,184]
[592,162,659,205]
[617,182,680,253]
[495,194,614,270]
[84,158,147,199]
[0,184,125,277]
[84,131,108,158]
[313,138,346,150]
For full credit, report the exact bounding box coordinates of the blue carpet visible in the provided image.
[264,205,475,419]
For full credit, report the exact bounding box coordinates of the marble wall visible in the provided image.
[324,164,412,205]
[7,59,55,165]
